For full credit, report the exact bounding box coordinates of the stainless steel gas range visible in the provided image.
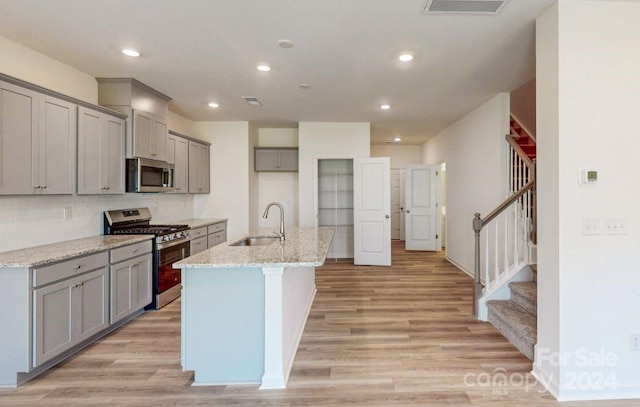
[104,207,190,309]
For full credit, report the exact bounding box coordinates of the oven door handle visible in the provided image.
[157,238,190,250]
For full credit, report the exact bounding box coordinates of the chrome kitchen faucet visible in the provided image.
[263,202,285,241]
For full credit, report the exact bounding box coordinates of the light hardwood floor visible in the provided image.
[0,241,637,406]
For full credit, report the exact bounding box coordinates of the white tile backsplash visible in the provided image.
[0,193,194,252]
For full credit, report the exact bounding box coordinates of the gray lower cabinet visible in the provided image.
[167,133,189,193]
[254,147,298,172]
[207,221,227,249]
[188,141,210,194]
[110,251,152,324]
[0,81,76,195]
[31,252,110,368]
[77,106,126,194]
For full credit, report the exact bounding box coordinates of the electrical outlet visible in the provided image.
[603,217,627,235]
[64,207,72,220]
[630,334,640,351]
[582,217,601,235]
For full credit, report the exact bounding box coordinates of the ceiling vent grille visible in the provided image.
[242,96,263,106]
[423,0,509,15]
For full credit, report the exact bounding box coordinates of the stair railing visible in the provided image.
[472,135,536,318]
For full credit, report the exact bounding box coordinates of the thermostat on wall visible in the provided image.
[580,169,598,184]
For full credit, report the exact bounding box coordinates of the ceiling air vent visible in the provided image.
[423,0,510,15]
[242,96,263,106]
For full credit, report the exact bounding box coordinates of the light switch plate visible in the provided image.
[603,217,627,235]
[582,217,601,235]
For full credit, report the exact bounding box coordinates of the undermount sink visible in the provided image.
[230,236,279,247]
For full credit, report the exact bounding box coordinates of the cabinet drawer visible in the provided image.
[110,240,153,264]
[207,222,226,234]
[33,252,109,288]
[190,226,207,239]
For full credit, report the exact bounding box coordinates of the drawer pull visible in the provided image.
[75,264,82,269]
[132,249,138,253]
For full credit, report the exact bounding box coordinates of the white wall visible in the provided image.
[535,1,640,401]
[192,121,250,240]
[370,144,423,169]
[257,128,299,229]
[510,79,536,138]
[534,1,560,397]
[422,94,509,274]
[298,122,370,227]
[0,35,97,104]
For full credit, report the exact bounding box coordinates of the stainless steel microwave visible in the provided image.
[126,158,174,193]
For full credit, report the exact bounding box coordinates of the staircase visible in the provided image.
[487,265,537,360]
[473,115,538,361]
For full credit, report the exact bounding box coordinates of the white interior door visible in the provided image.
[391,169,405,240]
[405,164,438,251]
[354,157,391,266]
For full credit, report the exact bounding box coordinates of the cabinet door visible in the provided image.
[132,254,152,311]
[207,231,226,249]
[105,115,125,194]
[277,149,298,171]
[255,149,278,171]
[197,143,210,193]
[151,117,167,161]
[110,254,152,324]
[188,141,210,194]
[38,95,76,194]
[133,110,152,159]
[191,236,207,254]
[33,278,74,366]
[168,135,188,193]
[77,107,104,194]
[0,82,38,195]
[75,267,109,343]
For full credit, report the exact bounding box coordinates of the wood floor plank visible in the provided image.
[1,241,639,406]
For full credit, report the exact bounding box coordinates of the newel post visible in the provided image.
[472,213,483,319]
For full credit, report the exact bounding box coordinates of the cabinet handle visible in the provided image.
[34,185,41,189]
[151,153,157,157]
[106,186,110,190]
[42,185,47,189]
[132,249,138,253]
[75,264,82,269]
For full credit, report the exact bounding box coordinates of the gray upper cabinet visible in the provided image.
[77,106,125,195]
[0,81,76,195]
[133,109,167,162]
[167,133,189,193]
[254,147,298,172]
[188,140,210,194]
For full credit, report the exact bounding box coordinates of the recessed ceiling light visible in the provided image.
[394,137,402,142]
[277,39,294,49]
[299,83,311,89]
[208,102,219,108]
[257,64,271,72]
[398,53,414,62]
[122,48,141,57]
[380,104,391,110]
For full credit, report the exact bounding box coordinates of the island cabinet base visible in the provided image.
[181,265,316,388]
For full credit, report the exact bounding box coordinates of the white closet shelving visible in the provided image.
[317,159,354,258]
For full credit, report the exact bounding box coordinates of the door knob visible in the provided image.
[406,210,410,214]
[385,215,390,219]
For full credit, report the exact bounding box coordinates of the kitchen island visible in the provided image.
[173,226,334,389]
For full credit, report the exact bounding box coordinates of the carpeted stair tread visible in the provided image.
[509,281,537,316]
[487,300,536,360]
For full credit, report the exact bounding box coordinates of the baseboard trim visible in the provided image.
[445,255,473,278]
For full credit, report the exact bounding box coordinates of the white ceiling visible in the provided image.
[0,0,555,144]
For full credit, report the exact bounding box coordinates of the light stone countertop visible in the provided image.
[174,218,227,230]
[0,235,154,268]
[173,226,335,269]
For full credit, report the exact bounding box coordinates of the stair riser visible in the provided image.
[488,310,535,360]
[511,291,537,316]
